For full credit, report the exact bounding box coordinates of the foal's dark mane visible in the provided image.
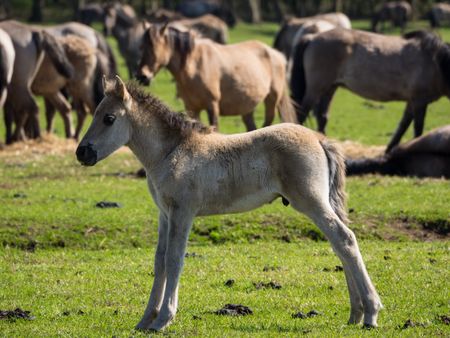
[404,30,450,88]
[125,81,211,135]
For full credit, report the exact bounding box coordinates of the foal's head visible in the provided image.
[137,24,193,85]
[76,76,133,166]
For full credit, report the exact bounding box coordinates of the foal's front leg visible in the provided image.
[148,208,194,331]
[136,212,169,330]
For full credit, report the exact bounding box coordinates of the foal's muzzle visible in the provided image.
[76,144,98,166]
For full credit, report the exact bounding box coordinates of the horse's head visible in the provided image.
[76,75,132,166]
[136,23,170,85]
[137,23,193,86]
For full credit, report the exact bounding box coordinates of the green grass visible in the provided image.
[0,20,449,336]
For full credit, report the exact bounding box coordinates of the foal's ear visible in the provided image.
[102,75,114,94]
[113,75,131,102]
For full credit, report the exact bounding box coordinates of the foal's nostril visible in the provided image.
[76,144,98,166]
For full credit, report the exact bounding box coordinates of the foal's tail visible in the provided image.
[289,38,310,109]
[278,86,298,123]
[38,31,74,79]
[320,140,349,224]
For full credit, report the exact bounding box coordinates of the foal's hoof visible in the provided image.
[362,323,378,330]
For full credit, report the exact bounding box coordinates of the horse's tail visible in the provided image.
[278,85,298,123]
[290,38,310,108]
[95,31,118,75]
[320,139,349,224]
[38,31,74,79]
[345,157,390,176]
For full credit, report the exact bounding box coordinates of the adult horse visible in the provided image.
[290,28,450,153]
[372,1,412,32]
[137,25,296,130]
[176,0,236,27]
[175,14,228,44]
[31,35,109,139]
[77,3,105,26]
[346,125,450,178]
[76,75,382,331]
[0,20,73,144]
[273,13,351,60]
[429,3,450,28]
[0,27,15,111]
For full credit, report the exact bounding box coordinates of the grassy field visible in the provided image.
[0,20,449,337]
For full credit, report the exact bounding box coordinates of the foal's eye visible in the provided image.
[103,114,116,126]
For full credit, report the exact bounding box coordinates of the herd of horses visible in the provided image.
[1,1,449,179]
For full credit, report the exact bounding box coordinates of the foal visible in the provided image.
[76,76,382,331]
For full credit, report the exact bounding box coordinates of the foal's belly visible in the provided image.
[197,190,280,216]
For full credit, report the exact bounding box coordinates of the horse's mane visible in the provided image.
[125,81,211,136]
[404,30,450,88]
[167,26,194,68]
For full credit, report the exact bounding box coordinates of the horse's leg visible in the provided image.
[44,97,56,134]
[413,104,428,138]
[4,100,14,144]
[147,209,194,331]
[242,112,257,131]
[313,87,336,134]
[74,101,88,141]
[290,197,381,326]
[262,94,276,128]
[136,212,169,330]
[47,92,73,138]
[206,101,220,130]
[386,102,414,153]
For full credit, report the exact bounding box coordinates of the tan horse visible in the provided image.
[76,76,382,331]
[137,25,296,130]
[347,125,450,178]
[429,3,450,28]
[31,35,108,139]
[290,28,450,152]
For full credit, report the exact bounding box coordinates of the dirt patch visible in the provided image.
[214,304,253,316]
[292,310,321,319]
[253,281,282,290]
[401,319,426,329]
[95,201,122,209]
[0,308,35,321]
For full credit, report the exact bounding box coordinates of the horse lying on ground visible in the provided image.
[372,1,412,32]
[346,125,450,178]
[0,20,74,144]
[137,24,296,130]
[290,28,450,153]
[76,75,382,331]
[273,12,351,60]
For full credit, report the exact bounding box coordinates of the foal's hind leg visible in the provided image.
[242,112,257,131]
[288,193,381,326]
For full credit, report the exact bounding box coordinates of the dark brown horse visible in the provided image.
[372,1,412,32]
[346,125,450,178]
[290,28,450,152]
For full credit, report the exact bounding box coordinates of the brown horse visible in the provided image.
[31,35,108,139]
[173,14,228,44]
[76,75,382,331]
[273,13,351,60]
[429,3,450,28]
[290,28,450,152]
[0,20,74,144]
[372,1,412,32]
[137,25,296,131]
[346,125,450,178]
